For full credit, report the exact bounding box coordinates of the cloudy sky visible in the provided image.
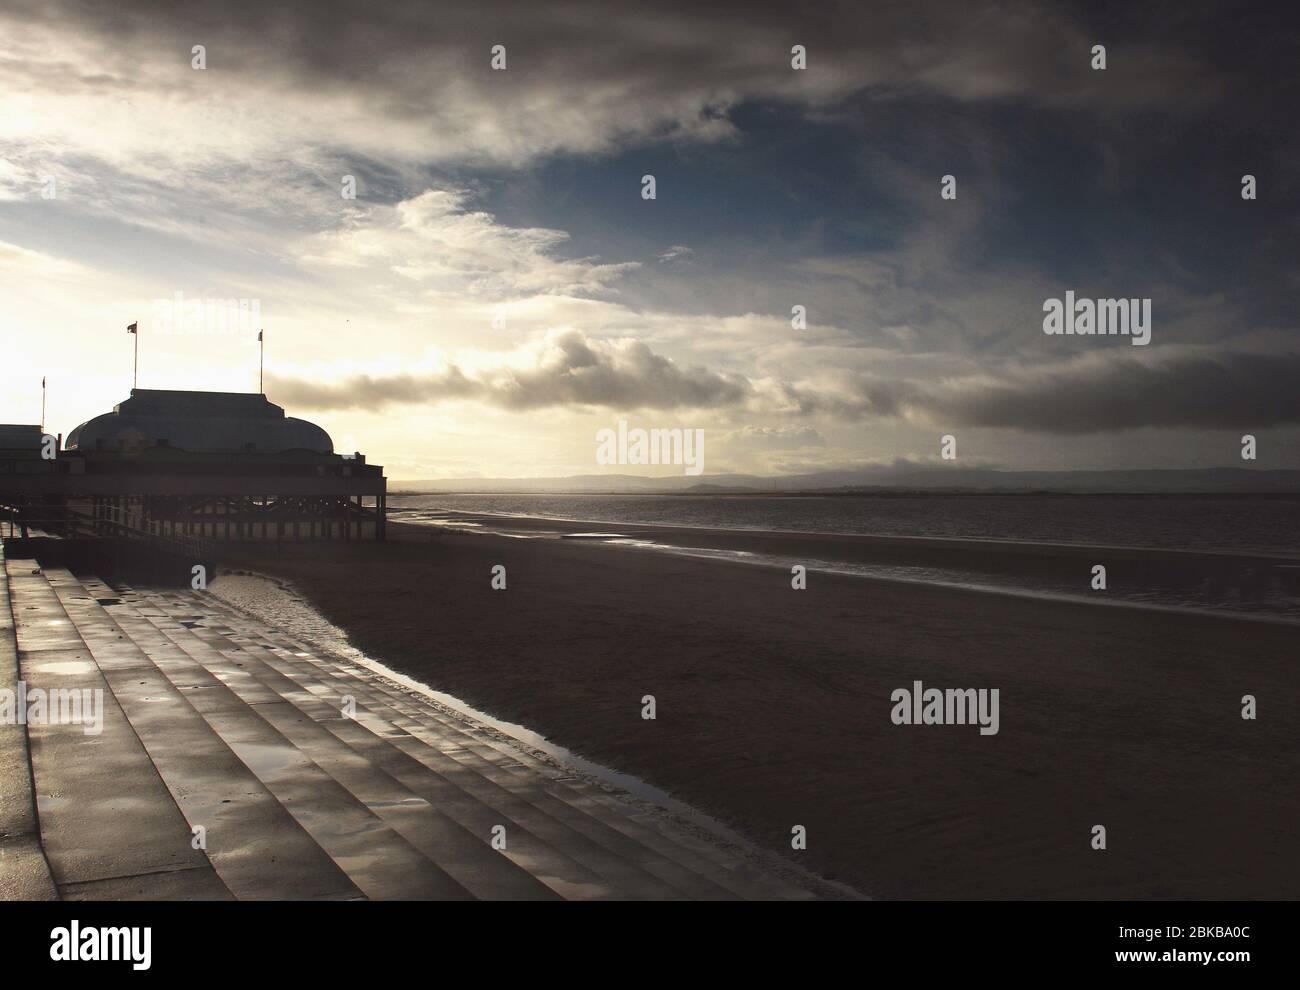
[1,0,1297,480]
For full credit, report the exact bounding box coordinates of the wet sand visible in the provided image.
[226,522,1300,899]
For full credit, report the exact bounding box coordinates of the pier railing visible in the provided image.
[0,504,214,560]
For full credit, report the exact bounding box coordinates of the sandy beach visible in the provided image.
[225,521,1300,900]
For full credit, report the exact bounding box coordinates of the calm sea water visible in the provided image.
[392,493,1300,555]
[390,492,1300,619]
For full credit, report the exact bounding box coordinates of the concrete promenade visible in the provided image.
[0,543,824,900]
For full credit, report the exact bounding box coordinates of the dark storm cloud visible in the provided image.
[267,329,752,412]
[272,327,1300,434]
[923,350,1300,434]
[783,350,1300,434]
[3,0,1234,167]
[268,367,482,411]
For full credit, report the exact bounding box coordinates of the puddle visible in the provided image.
[229,741,304,779]
[32,659,97,676]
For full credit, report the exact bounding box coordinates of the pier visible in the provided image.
[0,389,387,555]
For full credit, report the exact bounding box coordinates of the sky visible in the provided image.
[1,0,1297,480]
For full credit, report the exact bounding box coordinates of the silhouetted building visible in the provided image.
[1,389,385,543]
[66,389,332,455]
[0,425,43,451]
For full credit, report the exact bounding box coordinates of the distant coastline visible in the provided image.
[390,466,1300,497]
[392,486,1300,499]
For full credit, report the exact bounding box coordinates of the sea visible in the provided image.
[391,492,1300,554]
[389,492,1300,621]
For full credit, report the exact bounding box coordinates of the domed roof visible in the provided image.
[66,389,333,454]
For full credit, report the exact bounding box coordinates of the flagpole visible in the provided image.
[41,377,46,432]
[259,329,264,394]
[127,321,139,390]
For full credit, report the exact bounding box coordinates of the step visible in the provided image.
[52,574,471,901]
[93,583,607,899]
[182,591,815,899]
[275,645,813,899]
[130,592,684,900]
[5,562,231,899]
[141,587,800,899]
[41,569,363,901]
[89,586,564,901]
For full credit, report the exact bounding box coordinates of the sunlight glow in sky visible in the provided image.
[1,1,1296,480]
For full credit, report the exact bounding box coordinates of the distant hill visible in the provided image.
[391,466,1300,495]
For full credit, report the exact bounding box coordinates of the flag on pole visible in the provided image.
[258,330,263,341]
[128,321,140,388]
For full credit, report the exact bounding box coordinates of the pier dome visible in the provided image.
[65,389,333,454]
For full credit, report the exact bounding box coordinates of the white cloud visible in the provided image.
[302,189,637,300]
